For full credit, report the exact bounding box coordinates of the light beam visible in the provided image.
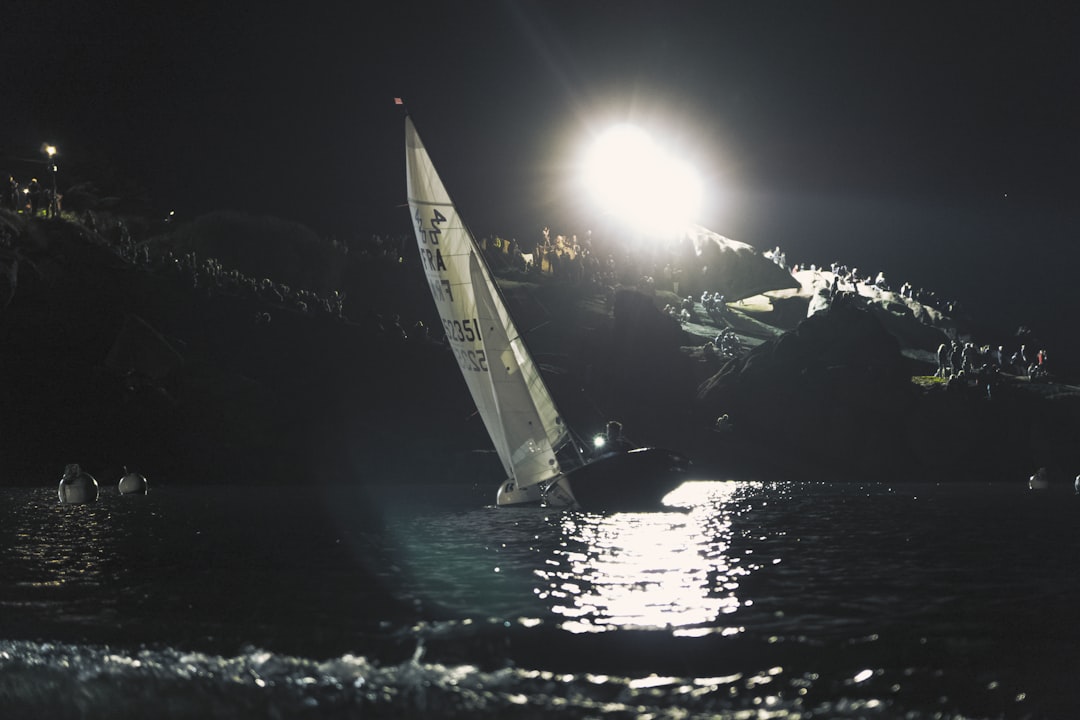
[581,124,702,237]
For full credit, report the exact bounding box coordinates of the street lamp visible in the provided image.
[41,143,58,217]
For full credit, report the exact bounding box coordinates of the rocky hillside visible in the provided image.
[2,209,1077,489]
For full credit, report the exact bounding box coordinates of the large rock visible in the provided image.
[696,301,915,480]
[695,296,1080,484]
[685,225,800,302]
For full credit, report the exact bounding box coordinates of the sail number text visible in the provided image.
[442,317,482,343]
[416,208,445,246]
[416,208,449,281]
[442,316,487,372]
[417,206,488,373]
[453,347,489,373]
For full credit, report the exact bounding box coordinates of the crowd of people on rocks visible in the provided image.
[662,290,730,325]
[479,225,726,297]
[11,195,1063,383]
[4,174,59,218]
[786,244,1058,383]
[813,262,957,315]
[483,231,987,368]
[63,210,438,343]
[351,232,411,262]
[767,243,959,317]
[738,244,1059,385]
[936,337,1050,383]
[2,202,467,346]
[478,226,617,288]
[701,328,742,363]
[159,250,348,319]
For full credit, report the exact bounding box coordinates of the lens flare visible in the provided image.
[582,124,702,237]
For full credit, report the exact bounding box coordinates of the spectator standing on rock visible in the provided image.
[961,342,976,374]
[4,175,17,210]
[27,178,42,215]
[1031,349,1048,379]
[936,342,951,378]
[1013,345,1029,375]
[950,341,964,376]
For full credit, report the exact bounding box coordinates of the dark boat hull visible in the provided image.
[545,447,691,512]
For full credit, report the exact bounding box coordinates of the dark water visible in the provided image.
[2,479,1079,719]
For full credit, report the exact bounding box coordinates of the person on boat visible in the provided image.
[713,414,734,435]
[593,420,635,457]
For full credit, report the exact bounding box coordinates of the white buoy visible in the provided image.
[58,463,99,504]
[1029,467,1049,491]
[118,467,148,495]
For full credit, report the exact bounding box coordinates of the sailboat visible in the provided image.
[405,117,690,510]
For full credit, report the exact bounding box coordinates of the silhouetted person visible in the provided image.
[1015,344,1029,375]
[597,420,634,456]
[4,175,17,210]
[27,178,42,215]
[936,342,951,378]
[950,341,963,375]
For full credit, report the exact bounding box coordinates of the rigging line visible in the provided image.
[407,198,454,208]
[514,320,551,341]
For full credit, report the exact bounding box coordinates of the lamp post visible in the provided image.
[42,144,58,217]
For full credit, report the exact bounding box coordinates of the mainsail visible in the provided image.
[405,118,581,489]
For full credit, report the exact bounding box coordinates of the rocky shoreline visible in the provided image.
[2,209,1077,490]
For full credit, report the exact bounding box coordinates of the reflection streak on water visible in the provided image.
[8,492,119,591]
[536,481,764,634]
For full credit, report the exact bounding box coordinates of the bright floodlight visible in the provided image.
[42,144,57,158]
[582,124,702,236]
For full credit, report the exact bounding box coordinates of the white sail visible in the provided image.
[405,118,580,489]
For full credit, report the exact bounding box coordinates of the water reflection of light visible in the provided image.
[6,490,126,594]
[535,481,763,634]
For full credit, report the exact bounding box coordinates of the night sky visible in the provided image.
[4,1,1079,359]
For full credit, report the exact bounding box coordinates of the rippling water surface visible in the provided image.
[1,479,1078,718]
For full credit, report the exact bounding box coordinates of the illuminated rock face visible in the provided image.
[118,471,149,495]
[58,464,99,504]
